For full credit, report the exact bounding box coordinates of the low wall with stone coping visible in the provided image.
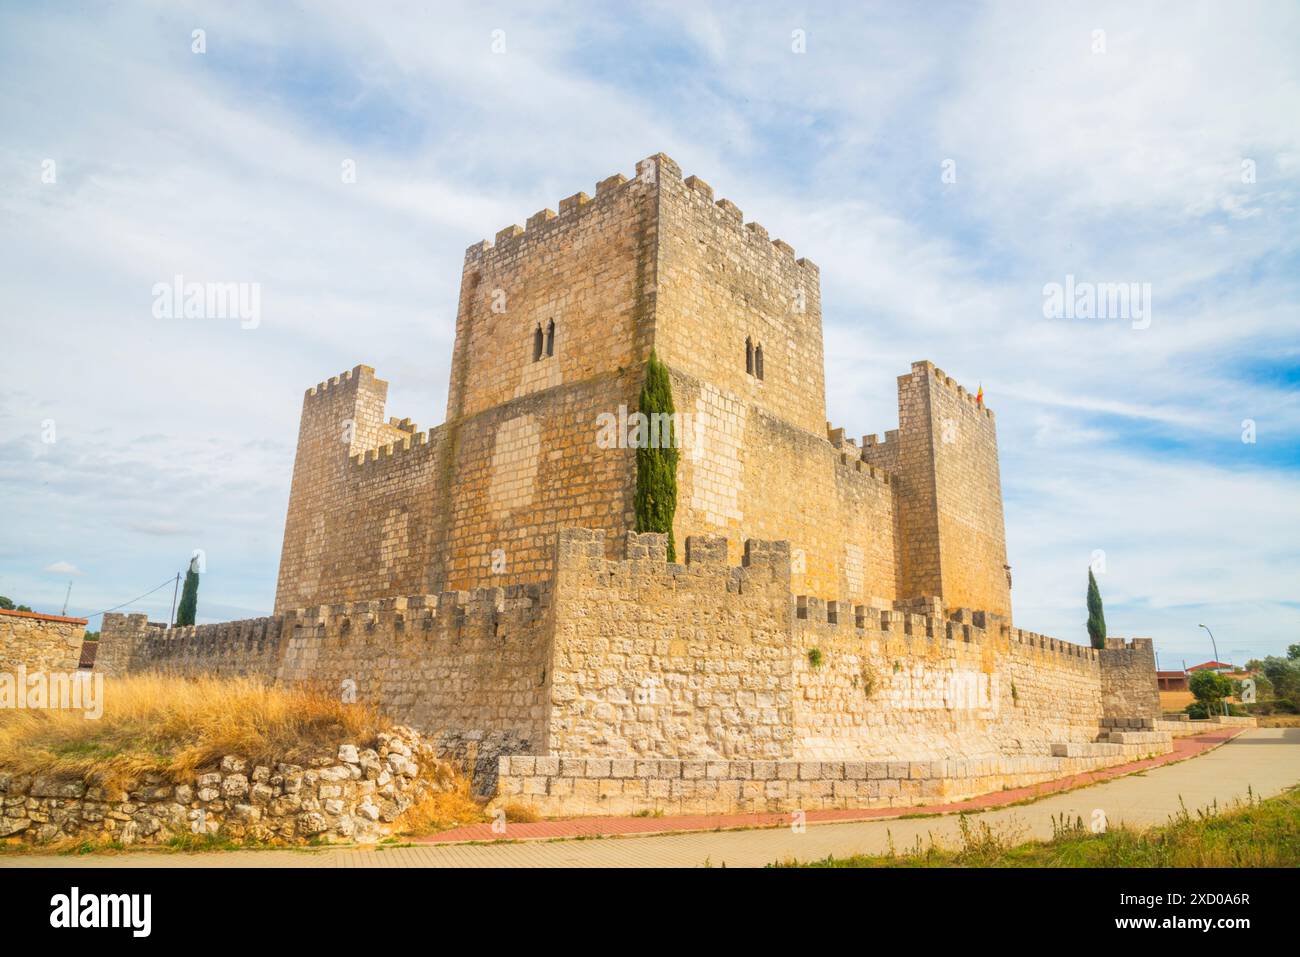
[0,608,87,674]
[0,726,439,847]
[493,733,1172,817]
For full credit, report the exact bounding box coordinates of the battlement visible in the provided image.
[464,154,666,268]
[557,526,792,580]
[911,359,995,419]
[861,431,900,448]
[675,161,819,275]
[347,424,443,470]
[304,364,379,400]
[551,527,1095,670]
[463,153,820,281]
[97,612,284,677]
[824,423,893,484]
[791,593,1096,666]
[287,583,550,637]
[1104,637,1154,651]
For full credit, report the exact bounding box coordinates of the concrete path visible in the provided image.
[4,728,1296,868]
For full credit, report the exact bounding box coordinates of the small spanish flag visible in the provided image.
[976,384,984,406]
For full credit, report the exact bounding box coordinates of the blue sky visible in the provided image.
[1,1,1297,669]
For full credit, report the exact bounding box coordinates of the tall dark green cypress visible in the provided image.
[1086,567,1106,648]
[634,351,679,561]
[175,556,200,627]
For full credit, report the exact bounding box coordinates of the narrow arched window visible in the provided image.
[545,319,555,357]
[533,325,543,361]
[745,337,754,374]
[755,344,764,380]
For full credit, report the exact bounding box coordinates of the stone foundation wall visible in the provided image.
[0,727,440,847]
[495,734,1171,818]
[0,608,87,674]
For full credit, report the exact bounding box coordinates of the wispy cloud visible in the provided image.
[1,1,1296,661]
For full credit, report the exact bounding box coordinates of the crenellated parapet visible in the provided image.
[463,155,664,270]
[825,424,894,486]
[675,166,820,278]
[911,360,996,420]
[284,583,551,642]
[347,422,445,470]
[98,613,283,679]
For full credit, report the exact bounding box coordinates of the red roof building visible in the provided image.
[1187,661,1235,674]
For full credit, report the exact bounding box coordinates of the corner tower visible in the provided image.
[883,362,1012,620]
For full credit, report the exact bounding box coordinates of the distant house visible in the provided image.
[1187,660,1236,675]
[1157,670,1188,691]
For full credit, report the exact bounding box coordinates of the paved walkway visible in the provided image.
[4,728,1296,868]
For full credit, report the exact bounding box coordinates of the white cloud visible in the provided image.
[43,561,81,576]
[1,2,1296,660]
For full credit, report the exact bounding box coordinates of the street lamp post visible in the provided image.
[1198,623,1228,717]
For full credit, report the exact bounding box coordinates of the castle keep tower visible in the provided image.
[274,153,1012,623]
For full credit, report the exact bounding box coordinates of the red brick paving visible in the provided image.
[416,729,1243,845]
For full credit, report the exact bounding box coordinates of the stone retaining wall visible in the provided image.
[0,726,439,847]
[494,735,1172,817]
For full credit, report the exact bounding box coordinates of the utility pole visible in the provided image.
[60,580,72,616]
[169,572,181,628]
[1199,624,1228,716]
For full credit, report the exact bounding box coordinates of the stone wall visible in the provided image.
[102,586,554,793]
[546,529,1133,768]
[495,741,1170,818]
[0,608,87,674]
[1100,637,1163,721]
[106,518,1165,818]
[0,727,440,846]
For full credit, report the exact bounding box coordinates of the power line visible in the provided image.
[85,576,179,620]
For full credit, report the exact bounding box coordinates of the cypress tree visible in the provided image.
[634,350,679,561]
[1086,567,1106,649]
[175,555,200,627]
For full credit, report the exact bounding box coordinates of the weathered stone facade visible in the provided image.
[271,154,1010,617]
[93,155,1166,816]
[0,608,87,674]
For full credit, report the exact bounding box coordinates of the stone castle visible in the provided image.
[97,154,1171,817]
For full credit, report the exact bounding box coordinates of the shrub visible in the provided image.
[634,351,679,561]
[1189,670,1234,713]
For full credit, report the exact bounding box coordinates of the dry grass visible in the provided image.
[500,802,540,823]
[0,674,389,790]
[1255,714,1300,728]
[396,774,486,834]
